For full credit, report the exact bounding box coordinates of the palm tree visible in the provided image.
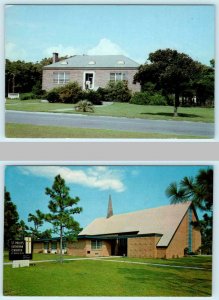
[75,100,94,112]
[165,168,213,211]
[166,168,213,254]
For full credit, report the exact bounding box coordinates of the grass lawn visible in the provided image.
[3,255,212,296]
[5,99,214,123]
[5,123,208,139]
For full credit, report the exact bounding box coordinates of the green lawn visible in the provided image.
[5,123,208,139]
[5,99,214,123]
[3,255,212,296]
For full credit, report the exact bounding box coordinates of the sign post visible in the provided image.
[9,237,32,268]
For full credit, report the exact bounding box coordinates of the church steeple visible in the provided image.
[107,195,113,218]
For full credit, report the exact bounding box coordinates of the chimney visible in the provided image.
[107,195,113,218]
[53,52,59,63]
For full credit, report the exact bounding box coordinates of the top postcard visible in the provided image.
[4,4,215,139]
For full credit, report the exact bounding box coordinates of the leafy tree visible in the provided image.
[75,100,94,112]
[165,168,213,254]
[4,188,20,249]
[193,62,214,107]
[134,49,202,116]
[43,175,82,262]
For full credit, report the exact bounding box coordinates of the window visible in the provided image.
[44,242,49,250]
[51,242,57,250]
[110,72,127,82]
[53,72,70,84]
[91,240,102,250]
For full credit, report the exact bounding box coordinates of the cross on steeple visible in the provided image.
[107,195,113,218]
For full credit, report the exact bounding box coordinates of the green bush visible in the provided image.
[82,90,102,105]
[130,92,167,106]
[46,90,60,103]
[20,92,37,100]
[96,87,107,102]
[104,81,131,102]
[59,82,83,104]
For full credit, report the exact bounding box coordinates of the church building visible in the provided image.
[33,198,201,259]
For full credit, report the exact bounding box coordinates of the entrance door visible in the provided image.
[84,73,94,90]
[118,238,127,256]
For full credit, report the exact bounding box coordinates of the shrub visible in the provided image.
[149,93,167,105]
[82,90,102,105]
[75,100,94,112]
[20,92,37,100]
[104,81,131,102]
[32,81,45,96]
[46,90,60,103]
[130,92,167,106]
[59,82,83,104]
[96,87,107,102]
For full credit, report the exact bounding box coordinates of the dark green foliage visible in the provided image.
[20,92,37,100]
[5,55,70,96]
[82,90,102,105]
[28,210,52,240]
[58,82,83,104]
[194,64,214,107]
[166,168,213,254]
[46,90,60,103]
[5,59,42,95]
[104,81,132,102]
[43,175,83,261]
[96,87,108,102]
[17,220,29,240]
[4,188,20,249]
[134,49,203,116]
[130,92,167,106]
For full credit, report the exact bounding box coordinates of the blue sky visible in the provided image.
[5,165,212,233]
[5,4,215,65]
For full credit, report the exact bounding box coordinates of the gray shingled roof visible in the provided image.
[79,202,192,247]
[44,55,139,69]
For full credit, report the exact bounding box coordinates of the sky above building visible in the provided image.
[5,165,212,232]
[5,4,214,65]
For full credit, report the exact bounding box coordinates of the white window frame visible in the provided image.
[91,240,102,250]
[83,71,95,90]
[53,72,70,84]
[110,72,127,82]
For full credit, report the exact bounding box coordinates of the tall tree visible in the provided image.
[17,220,29,240]
[165,168,213,254]
[4,188,20,249]
[134,48,202,116]
[43,175,82,262]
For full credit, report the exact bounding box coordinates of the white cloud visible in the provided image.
[87,38,128,56]
[18,166,125,193]
[44,44,78,57]
[5,42,27,61]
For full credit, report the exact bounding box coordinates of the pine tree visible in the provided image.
[44,175,82,262]
[4,188,20,249]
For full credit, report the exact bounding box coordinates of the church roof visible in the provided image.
[79,202,192,247]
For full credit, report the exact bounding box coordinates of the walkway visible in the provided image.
[4,256,211,271]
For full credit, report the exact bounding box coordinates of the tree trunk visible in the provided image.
[60,226,63,263]
[174,92,180,117]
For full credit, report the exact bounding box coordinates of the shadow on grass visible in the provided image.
[140,112,200,118]
[118,267,212,296]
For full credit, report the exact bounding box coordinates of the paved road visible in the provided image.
[6,110,214,137]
